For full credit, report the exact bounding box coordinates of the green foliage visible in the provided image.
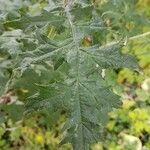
[0,0,149,149]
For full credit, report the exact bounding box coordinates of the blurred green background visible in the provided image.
[0,0,150,150]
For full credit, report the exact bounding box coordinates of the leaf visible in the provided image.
[0,30,24,56]
[19,4,138,149]
[0,104,24,122]
[0,1,139,149]
[80,42,139,69]
[4,10,65,30]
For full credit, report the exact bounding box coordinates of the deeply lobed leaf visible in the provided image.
[0,1,139,149]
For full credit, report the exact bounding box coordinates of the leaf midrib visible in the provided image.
[65,4,85,149]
